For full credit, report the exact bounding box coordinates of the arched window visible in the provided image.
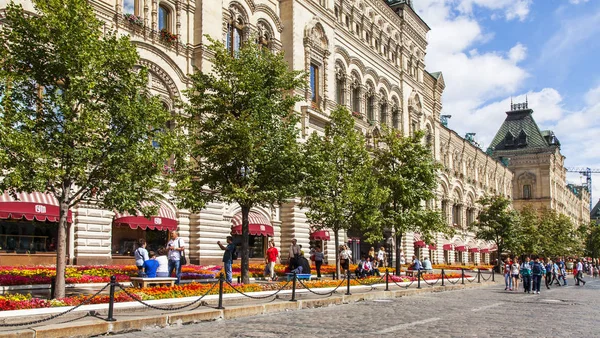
[379,95,387,125]
[351,74,361,113]
[523,184,531,199]
[366,90,375,122]
[226,7,246,56]
[256,22,272,49]
[158,4,171,32]
[335,65,346,106]
[392,102,400,130]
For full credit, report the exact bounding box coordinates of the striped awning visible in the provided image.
[443,244,453,250]
[455,246,467,252]
[480,248,490,253]
[0,191,73,223]
[113,201,178,231]
[231,211,273,236]
[469,247,480,253]
[413,233,426,247]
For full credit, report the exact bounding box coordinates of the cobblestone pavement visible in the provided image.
[112,278,600,337]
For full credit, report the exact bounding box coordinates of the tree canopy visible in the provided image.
[174,38,305,283]
[300,106,385,278]
[373,127,449,274]
[0,0,176,297]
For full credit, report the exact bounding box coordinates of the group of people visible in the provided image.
[134,231,186,284]
[503,256,590,294]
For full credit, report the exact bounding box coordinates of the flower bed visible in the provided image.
[431,264,492,271]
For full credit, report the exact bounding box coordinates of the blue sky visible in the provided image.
[413,0,600,208]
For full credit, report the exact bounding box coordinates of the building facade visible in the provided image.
[488,102,590,227]
[0,0,512,267]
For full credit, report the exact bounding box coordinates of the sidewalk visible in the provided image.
[0,277,499,338]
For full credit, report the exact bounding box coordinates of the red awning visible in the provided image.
[0,191,73,223]
[480,249,490,253]
[414,241,426,248]
[310,230,330,241]
[469,247,480,253]
[231,211,274,236]
[443,244,453,250]
[428,244,437,250]
[455,246,466,252]
[489,244,498,252]
[113,201,178,231]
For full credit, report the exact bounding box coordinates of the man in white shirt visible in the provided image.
[575,259,586,286]
[167,231,185,284]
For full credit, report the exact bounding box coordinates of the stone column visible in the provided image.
[177,209,191,263]
[72,203,113,265]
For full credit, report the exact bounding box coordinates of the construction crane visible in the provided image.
[565,167,600,211]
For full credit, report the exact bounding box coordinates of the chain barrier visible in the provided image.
[389,276,415,289]
[225,280,291,300]
[116,281,218,311]
[0,282,111,327]
[445,276,461,285]
[297,278,346,296]
[480,271,493,282]
[420,275,440,286]
[464,273,477,283]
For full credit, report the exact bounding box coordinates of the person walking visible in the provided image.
[265,240,279,281]
[134,238,149,277]
[218,236,236,283]
[313,246,324,278]
[558,260,568,286]
[377,246,386,268]
[531,257,545,294]
[167,231,185,285]
[503,258,513,291]
[575,259,586,286]
[339,245,352,276]
[511,258,520,291]
[521,256,532,293]
[545,259,554,289]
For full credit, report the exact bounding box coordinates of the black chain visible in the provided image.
[0,282,111,327]
[116,281,217,311]
[446,276,461,285]
[480,272,493,281]
[390,276,415,289]
[225,280,291,300]
[352,276,377,291]
[465,275,477,283]
[297,278,346,296]
[420,275,440,286]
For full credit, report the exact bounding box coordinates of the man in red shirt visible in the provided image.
[266,240,279,281]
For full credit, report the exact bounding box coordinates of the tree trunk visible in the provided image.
[54,200,69,299]
[241,205,250,284]
[395,232,402,276]
[334,230,340,280]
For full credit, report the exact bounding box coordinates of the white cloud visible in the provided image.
[508,43,527,63]
[584,85,600,106]
[456,0,532,21]
[569,0,589,4]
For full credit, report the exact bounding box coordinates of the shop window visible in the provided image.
[233,235,266,258]
[158,4,171,32]
[0,220,59,253]
[111,226,168,255]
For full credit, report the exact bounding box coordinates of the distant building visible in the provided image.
[591,200,600,224]
[488,101,590,225]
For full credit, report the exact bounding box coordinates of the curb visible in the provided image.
[0,281,496,338]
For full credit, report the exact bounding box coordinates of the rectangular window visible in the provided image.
[310,63,319,104]
[523,185,531,199]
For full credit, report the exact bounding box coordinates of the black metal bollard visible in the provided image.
[237,276,241,284]
[417,270,421,289]
[461,268,465,285]
[217,273,225,309]
[332,272,336,280]
[50,277,56,299]
[106,276,116,322]
[290,272,297,302]
[385,269,390,291]
[492,269,495,282]
[345,271,351,295]
[478,269,481,283]
[441,269,445,287]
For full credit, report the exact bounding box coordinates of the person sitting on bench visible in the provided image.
[356,256,374,278]
[155,247,169,277]
[143,251,160,278]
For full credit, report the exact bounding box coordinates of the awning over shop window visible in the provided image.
[231,211,274,236]
[113,201,178,231]
[428,244,437,250]
[480,249,490,253]
[0,191,73,223]
[443,244,453,250]
[310,230,330,241]
[455,246,467,252]
[413,233,426,247]
[469,247,480,253]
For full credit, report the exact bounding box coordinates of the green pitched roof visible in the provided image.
[429,71,442,80]
[488,107,554,152]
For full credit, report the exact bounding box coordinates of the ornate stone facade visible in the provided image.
[0,0,512,266]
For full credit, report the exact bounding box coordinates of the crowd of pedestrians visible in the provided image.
[503,256,595,294]
[134,231,186,284]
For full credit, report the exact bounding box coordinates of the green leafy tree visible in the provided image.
[580,221,600,260]
[373,127,450,275]
[0,0,175,298]
[174,38,305,284]
[300,106,385,278]
[470,195,520,270]
[517,205,542,256]
[537,209,581,258]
